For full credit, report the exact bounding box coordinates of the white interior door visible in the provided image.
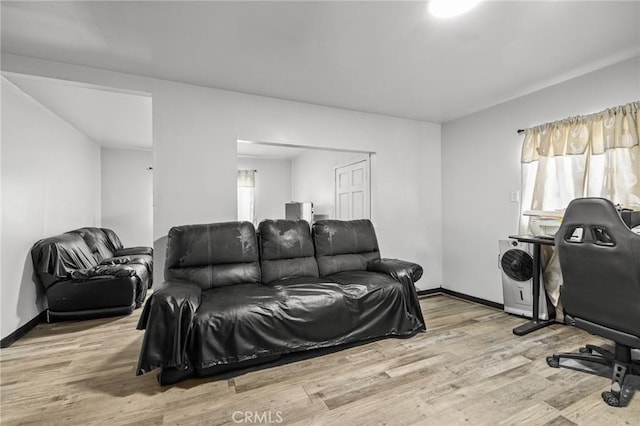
[334,158,370,220]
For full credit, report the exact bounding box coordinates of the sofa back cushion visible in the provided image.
[101,228,124,252]
[312,219,381,276]
[258,220,319,284]
[31,233,99,289]
[165,221,261,289]
[67,227,115,261]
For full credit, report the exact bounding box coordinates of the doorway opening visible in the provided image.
[237,140,375,224]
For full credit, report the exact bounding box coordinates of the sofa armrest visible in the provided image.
[115,246,153,257]
[367,258,423,283]
[136,280,202,375]
[367,258,426,330]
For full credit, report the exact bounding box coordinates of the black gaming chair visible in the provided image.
[546,197,640,407]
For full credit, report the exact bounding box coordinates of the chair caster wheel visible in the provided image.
[602,391,620,407]
[546,356,560,368]
[579,347,592,354]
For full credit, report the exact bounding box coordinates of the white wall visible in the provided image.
[237,156,292,223]
[0,53,443,292]
[101,147,153,247]
[441,57,640,303]
[153,80,442,290]
[291,149,367,219]
[1,77,101,340]
[5,52,636,308]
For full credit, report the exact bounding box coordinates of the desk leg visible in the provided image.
[513,242,555,336]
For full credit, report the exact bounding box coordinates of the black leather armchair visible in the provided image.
[546,197,640,407]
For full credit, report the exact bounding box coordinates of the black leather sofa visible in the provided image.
[136,219,426,385]
[31,227,153,321]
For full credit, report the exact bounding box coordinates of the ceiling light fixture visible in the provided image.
[429,0,481,18]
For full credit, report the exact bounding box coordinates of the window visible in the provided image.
[237,170,256,225]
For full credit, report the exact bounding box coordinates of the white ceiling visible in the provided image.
[4,73,152,150]
[1,1,639,127]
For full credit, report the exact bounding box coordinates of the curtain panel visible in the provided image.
[519,101,639,321]
[520,101,639,233]
[237,170,256,188]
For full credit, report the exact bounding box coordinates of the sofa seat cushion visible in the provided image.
[188,279,424,371]
[327,270,405,290]
[263,276,332,287]
[101,254,153,274]
[328,270,425,330]
[101,254,154,289]
[72,262,149,306]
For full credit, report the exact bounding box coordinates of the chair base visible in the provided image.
[546,343,640,407]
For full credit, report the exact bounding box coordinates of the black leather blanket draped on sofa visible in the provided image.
[31,227,153,321]
[136,219,425,384]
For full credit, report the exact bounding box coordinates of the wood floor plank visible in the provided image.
[498,402,562,425]
[1,294,638,425]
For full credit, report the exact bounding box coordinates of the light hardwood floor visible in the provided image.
[1,294,638,425]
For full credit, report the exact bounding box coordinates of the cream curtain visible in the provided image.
[237,170,256,225]
[521,101,640,230]
[519,101,640,321]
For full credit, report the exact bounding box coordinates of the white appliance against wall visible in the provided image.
[285,202,314,224]
[498,239,552,320]
[334,157,370,220]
